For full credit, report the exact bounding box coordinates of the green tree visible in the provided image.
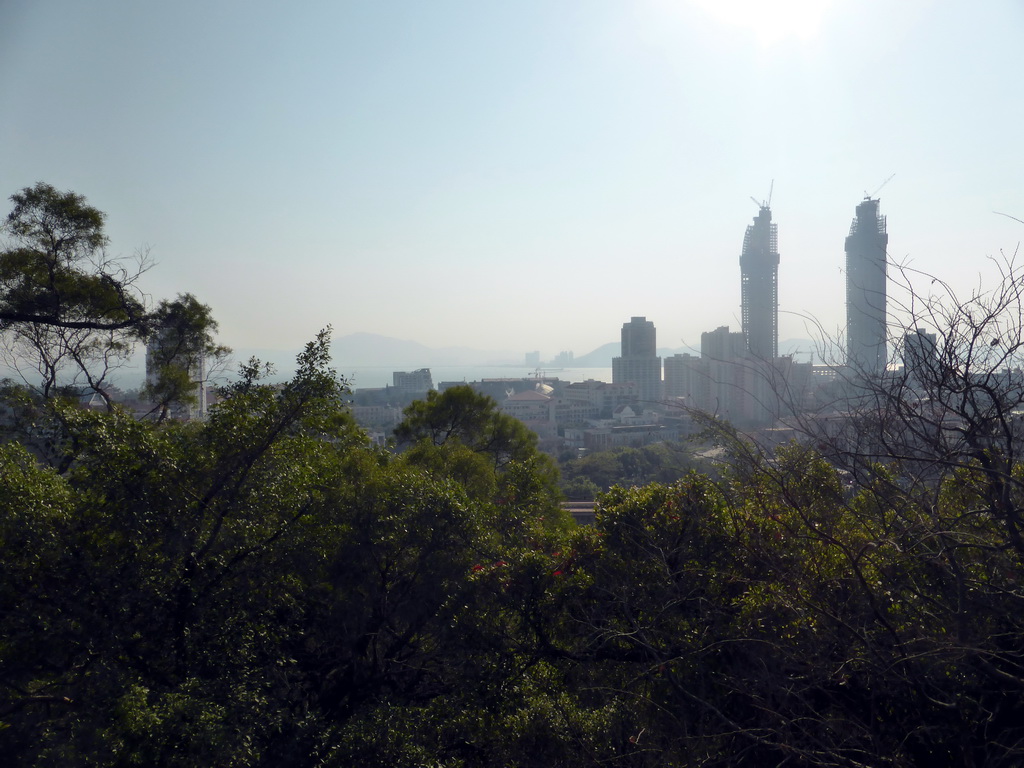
[0,182,146,332]
[560,442,696,493]
[394,385,543,468]
[393,385,566,536]
[0,183,148,401]
[142,293,230,420]
[552,434,1024,767]
[0,184,225,413]
[0,332,598,766]
[0,331,358,764]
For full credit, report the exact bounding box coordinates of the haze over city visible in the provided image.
[3,0,1023,363]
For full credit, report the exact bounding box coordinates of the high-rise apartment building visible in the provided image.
[701,325,747,361]
[845,197,889,372]
[740,205,780,360]
[901,328,937,384]
[620,315,656,358]
[612,316,662,403]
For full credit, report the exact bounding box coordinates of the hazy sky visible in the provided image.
[3,0,1023,360]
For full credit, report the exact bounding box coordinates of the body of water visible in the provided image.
[341,365,614,391]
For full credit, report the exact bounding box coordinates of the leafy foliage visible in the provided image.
[393,384,568,538]
[560,442,698,494]
[0,182,143,331]
[0,183,148,401]
[0,184,225,412]
[7,250,1024,764]
[141,293,230,419]
[0,334,586,766]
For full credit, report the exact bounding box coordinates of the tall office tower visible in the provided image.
[845,197,889,372]
[740,205,780,359]
[612,316,662,403]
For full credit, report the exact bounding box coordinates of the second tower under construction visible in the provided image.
[740,205,780,360]
[845,197,889,372]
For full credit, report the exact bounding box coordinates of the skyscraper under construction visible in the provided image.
[845,197,889,372]
[740,204,779,359]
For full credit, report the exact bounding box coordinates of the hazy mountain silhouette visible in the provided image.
[563,343,618,367]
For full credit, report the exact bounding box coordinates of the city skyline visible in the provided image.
[3,1,1024,358]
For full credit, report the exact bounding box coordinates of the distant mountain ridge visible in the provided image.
[566,343,618,367]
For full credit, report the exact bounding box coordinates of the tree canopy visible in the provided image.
[393,384,567,534]
[6,327,1024,765]
[1,182,145,332]
[0,183,226,408]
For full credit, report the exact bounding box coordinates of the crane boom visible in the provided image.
[868,173,895,199]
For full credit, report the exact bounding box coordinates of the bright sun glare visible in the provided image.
[687,0,834,45]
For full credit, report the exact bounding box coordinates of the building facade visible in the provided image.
[901,327,938,385]
[612,316,662,403]
[701,325,747,361]
[392,368,433,394]
[845,197,889,372]
[564,380,638,419]
[740,205,780,360]
[664,344,813,428]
